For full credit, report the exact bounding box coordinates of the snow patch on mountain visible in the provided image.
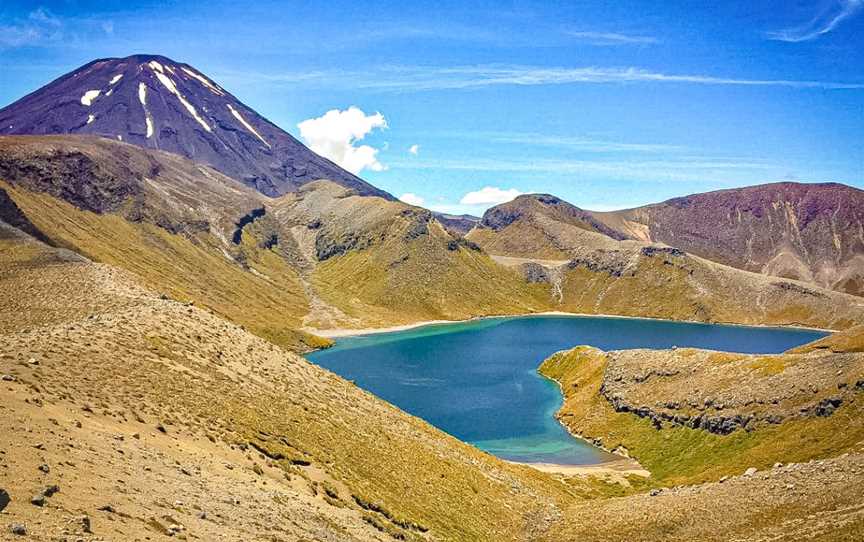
[145,117,154,138]
[227,104,270,148]
[147,61,165,73]
[80,90,101,106]
[153,71,211,132]
[138,83,147,106]
[109,74,123,85]
[182,67,225,96]
[87,114,95,125]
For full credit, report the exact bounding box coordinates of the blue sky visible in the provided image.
[1,1,862,214]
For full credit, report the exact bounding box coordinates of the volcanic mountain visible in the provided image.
[590,182,864,296]
[0,54,391,199]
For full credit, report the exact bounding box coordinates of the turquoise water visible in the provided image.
[306,315,826,465]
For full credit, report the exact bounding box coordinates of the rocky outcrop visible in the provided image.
[598,344,864,434]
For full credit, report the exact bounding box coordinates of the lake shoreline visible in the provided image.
[308,310,836,339]
[537,368,654,473]
[306,311,827,473]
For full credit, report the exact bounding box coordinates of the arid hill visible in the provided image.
[468,194,627,259]
[590,182,864,296]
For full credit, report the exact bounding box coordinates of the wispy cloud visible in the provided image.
[386,156,780,185]
[216,64,864,92]
[567,31,658,45]
[0,8,62,48]
[0,7,115,49]
[766,0,862,42]
[459,131,682,153]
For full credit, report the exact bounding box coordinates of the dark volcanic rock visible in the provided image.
[0,54,392,200]
[0,147,142,214]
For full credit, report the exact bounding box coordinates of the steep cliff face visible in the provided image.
[593,182,864,296]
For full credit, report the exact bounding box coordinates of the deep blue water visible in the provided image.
[306,315,826,465]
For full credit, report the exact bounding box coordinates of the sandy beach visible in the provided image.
[307,310,835,338]
[515,457,650,477]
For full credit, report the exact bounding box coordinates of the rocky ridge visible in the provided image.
[591,182,864,296]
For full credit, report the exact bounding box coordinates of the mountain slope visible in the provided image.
[0,54,391,199]
[4,225,863,541]
[0,134,322,350]
[270,182,549,330]
[467,194,627,259]
[0,224,575,541]
[468,192,864,330]
[591,182,864,296]
[0,135,547,344]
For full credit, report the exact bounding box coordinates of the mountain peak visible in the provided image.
[0,55,393,200]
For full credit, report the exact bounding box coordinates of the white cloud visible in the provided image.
[767,0,862,42]
[399,193,425,206]
[408,144,420,155]
[297,106,388,175]
[568,31,658,45]
[460,186,523,205]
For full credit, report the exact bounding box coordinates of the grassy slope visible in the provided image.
[790,324,864,353]
[556,251,864,330]
[539,344,864,486]
[1,180,327,350]
[313,220,551,326]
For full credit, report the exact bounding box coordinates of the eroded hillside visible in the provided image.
[591,182,864,296]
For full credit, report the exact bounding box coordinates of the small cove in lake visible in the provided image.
[306,315,827,466]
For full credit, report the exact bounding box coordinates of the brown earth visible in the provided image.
[590,182,864,296]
